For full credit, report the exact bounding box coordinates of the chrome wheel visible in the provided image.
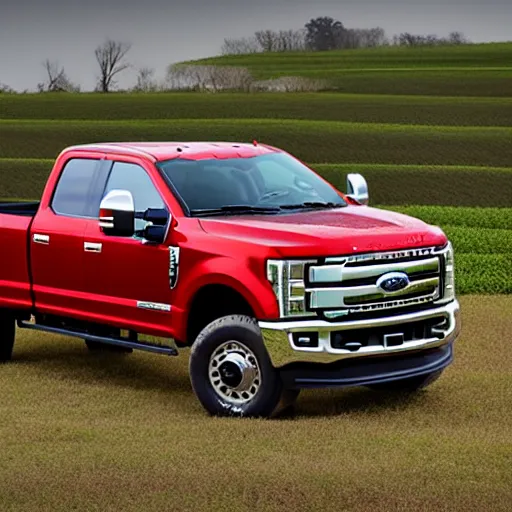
[208,340,261,405]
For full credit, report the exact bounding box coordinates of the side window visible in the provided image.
[104,162,165,231]
[52,158,100,217]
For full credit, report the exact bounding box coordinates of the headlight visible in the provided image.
[267,260,315,318]
[438,241,455,303]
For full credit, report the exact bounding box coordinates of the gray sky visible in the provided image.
[1,0,511,91]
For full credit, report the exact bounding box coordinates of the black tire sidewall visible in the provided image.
[189,316,283,417]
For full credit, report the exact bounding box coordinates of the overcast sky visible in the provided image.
[0,0,510,91]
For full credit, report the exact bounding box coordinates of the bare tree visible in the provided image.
[255,30,279,52]
[166,64,253,92]
[0,82,15,94]
[275,30,307,51]
[95,39,131,93]
[448,31,469,45]
[39,59,79,92]
[133,67,157,92]
[221,37,259,55]
[395,32,467,47]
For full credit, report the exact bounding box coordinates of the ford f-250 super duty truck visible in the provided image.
[0,142,460,417]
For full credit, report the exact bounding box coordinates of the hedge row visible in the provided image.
[1,93,512,127]
[1,119,511,167]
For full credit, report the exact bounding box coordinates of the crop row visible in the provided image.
[1,119,511,167]
[1,93,512,127]
[454,254,511,294]
[315,164,512,207]
[387,205,512,230]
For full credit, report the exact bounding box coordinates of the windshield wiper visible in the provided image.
[190,205,281,217]
[279,201,346,210]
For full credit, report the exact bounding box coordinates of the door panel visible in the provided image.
[83,221,173,337]
[30,157,103,318]
[30,208,89,316]
[81,160,174,337]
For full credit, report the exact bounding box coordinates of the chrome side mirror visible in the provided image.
[346,173,369,205]
[99,189,135,237]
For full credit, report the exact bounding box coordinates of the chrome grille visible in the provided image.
[306,247,443,318]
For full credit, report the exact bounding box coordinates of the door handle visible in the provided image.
[84,242,102,253]
[33,234,50,245]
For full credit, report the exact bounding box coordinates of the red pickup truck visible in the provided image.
[0,142,460,417]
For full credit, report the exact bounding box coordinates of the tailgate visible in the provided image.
[0,213,34,310]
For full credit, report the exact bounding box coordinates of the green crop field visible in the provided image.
[189,42,512,96]
[0,42,511,510]
[2,92,512,126]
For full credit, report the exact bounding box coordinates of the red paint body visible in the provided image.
[0,143,447,342]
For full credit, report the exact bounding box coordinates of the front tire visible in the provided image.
[367,369,444,392]
[189,315,291,418]
[0,311,15,362]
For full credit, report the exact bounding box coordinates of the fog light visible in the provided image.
[292,332,319,348]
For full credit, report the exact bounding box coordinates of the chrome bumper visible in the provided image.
[258,300,460,368]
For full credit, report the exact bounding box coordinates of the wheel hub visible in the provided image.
[208,341,261,405]
[218,359,244,388]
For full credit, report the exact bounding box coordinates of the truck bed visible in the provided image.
[0,201,40,217]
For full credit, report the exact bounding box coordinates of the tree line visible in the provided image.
[221,16,469,55]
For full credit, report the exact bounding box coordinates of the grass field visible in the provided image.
[188,42,512,96]
[0,296,511,511]
[2,92,512,126]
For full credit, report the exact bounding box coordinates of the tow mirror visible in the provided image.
[142,208,170,244]
[143,208,169,226]
[346,173,369,205]
[99,189,135,237]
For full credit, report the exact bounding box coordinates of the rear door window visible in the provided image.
[52,158,101,217]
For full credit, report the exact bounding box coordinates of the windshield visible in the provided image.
[157,153,346,216]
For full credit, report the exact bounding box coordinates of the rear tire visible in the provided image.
[189,315,289,418]
[0,311,16,363]
[367,369,444,392]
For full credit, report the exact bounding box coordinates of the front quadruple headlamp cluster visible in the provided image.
[438,241,456,304]
[266,260,315,318]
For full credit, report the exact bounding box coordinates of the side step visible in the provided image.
[18,320,179,356]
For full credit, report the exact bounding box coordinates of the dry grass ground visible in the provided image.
[0,295,511,511]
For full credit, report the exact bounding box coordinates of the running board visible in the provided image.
[18,320,178,356]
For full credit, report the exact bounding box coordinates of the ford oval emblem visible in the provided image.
[377,272,410,294]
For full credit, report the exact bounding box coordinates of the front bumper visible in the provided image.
[258,299,460,368]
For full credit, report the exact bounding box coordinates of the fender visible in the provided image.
[171,256,280,341]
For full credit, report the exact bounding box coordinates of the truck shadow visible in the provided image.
[13,342,192,397]
[13,342,433,418]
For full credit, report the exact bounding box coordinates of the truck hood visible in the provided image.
[198,205,447,258]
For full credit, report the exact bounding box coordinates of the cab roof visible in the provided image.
[65,142,279,162]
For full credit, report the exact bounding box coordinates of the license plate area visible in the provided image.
[383,333,404,347]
